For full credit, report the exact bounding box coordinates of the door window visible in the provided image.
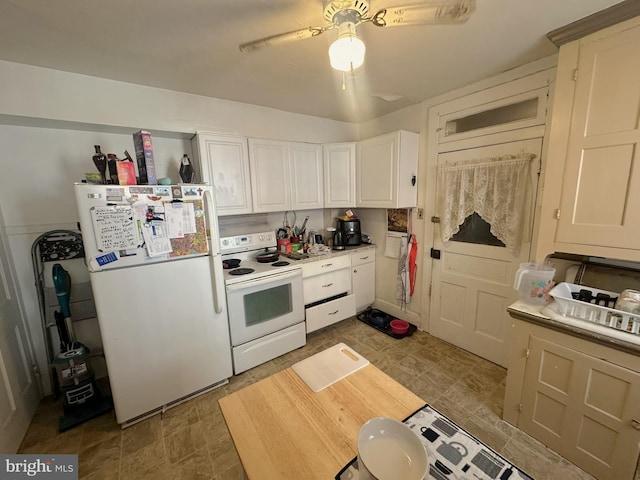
[450,212,505,247]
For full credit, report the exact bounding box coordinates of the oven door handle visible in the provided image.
[226,269,301,291]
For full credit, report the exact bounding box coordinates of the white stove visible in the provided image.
[219,230,306,374]
[220,231,301,285]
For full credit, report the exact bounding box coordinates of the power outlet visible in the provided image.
[417,208,424,220]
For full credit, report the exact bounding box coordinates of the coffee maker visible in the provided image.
[337,219,361,247]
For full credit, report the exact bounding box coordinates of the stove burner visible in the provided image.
[272,261,290,267]
[228,268,255,276]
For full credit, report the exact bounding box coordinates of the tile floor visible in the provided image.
[19,316,611,479]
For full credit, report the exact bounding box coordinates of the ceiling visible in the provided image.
[0,0,626,123]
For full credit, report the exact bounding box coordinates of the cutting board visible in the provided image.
[292,343,369,392]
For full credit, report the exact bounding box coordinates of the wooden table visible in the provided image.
[218,363,425,479]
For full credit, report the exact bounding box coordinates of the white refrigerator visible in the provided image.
[74,183,232,425]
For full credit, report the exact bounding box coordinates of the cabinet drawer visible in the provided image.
[306,294,356,334]
[351,248,375,267]
[303,268,351,305]
[302,254,351,278]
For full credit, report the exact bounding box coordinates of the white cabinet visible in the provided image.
[248,138,291,213]
[193,134,252,216]
[504,317,640,480]
[249,139,323,213]
[323,143,356,208]
[302,254,355,333]
[539,17,640,261]
[290,142,324,210]
[351,248,375,312]
[356,130,418,208]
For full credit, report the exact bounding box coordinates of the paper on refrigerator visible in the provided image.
[133,203,173,257]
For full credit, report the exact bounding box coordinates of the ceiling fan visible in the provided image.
[239,0,475,72]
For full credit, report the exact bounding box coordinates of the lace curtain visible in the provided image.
[438,153,535,252]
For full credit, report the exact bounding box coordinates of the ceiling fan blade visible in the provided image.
[239,25,331,53]
[369,0,475,27]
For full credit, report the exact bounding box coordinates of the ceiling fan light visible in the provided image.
[329,22,365,72]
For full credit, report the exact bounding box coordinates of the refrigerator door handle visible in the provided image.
[203,186,221,256]
[203,187,224,315]
[211,254,225,315]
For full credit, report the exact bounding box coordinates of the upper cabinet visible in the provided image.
[290,142,324,210]
[193,133,253,216]
[539,17,640,262]
[323,143,356,208]
[249,139,323,213]
[356,131,419,208]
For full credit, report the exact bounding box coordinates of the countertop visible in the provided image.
[508,300,640,356]
[283,243,375,266]
[218,362,424,479]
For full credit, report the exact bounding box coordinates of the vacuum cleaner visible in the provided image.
[52,263,113,432]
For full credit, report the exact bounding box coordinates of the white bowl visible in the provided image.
[357,417,427,480]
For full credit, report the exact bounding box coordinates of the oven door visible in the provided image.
[226,269,304,346]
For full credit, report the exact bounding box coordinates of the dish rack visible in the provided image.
[548,283,640,336]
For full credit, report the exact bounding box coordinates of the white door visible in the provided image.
[0,216,40,452]
[429,138,542,366]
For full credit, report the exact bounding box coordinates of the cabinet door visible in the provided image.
[357,133,398,208]
[248,138,291,213]
[290,142,323,210]
[520,336,640,480]
[196,134,252,216]
[323,143,356,208]
[352,260,375,312]
[356,131,418,208]
[556,23,640,250]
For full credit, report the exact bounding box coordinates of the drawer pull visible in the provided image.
[360,256,369,260]
[322,283,334,288]
[632,419,640,430]
[328,310,339,315]
[322,263,333,268]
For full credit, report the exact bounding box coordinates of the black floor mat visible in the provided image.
[357,308,417,339]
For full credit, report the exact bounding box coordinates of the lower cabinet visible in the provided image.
[351,248,375,312]
[504,317,640,480]
[302,254,355,334]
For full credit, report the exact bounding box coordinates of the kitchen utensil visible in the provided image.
[222,258,241,269]
[255,250,279,263]
[333,229,345,250]
[513,262,556,305]
[358,417,428,480]
[390,319,409,335]
[300,215,309,235]
[292,343,369,392]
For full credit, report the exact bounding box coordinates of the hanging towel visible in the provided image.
[408,234,418,297]
[396,236,410,307]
